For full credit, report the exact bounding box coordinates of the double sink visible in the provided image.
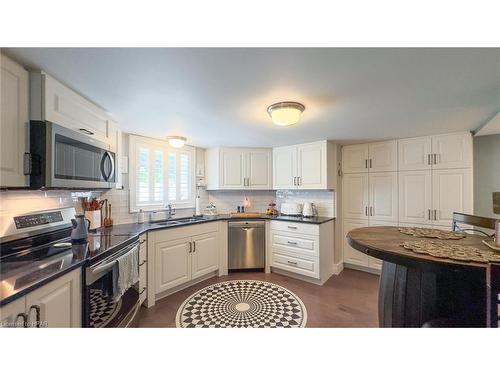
[152,216,211,227]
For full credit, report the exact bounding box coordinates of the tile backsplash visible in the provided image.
[275,190,336,217]
[206,190,276,214]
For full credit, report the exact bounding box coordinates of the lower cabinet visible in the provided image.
[155,226,219,295]
[0,268,82,328]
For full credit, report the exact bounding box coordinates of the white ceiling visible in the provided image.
[5,48,500,148]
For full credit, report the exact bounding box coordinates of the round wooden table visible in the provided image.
[347,226,490,327]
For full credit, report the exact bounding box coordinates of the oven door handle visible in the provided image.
[91,242,138,274]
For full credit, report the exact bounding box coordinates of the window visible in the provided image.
[129,135,195,212]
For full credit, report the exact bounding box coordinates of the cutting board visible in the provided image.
[230,212,262,218]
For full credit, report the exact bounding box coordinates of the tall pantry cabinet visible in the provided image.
[341,132,473,273]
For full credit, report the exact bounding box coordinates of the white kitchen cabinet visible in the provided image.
[342,219,369,267]
[432,133,473,169]
[369,172,398,222]
[191,232,219,279]
[342,173,369,220]
[272,145,296,189]
[0,298,26,328]
[369,140,398,172]
[432,168,473,227]
[0,268,81,328]
[206,147,272,190]
[342,140,397,174]
[0,53,29,187]
[155,237,192,293]
[273,140,337,190]
[398,136,432,171]
[399,170,433,225]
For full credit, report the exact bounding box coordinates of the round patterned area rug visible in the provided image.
[175,280,307,328]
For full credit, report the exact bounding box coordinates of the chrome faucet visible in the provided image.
[167,204,176,219]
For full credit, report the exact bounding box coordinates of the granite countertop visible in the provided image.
[1,213,334,306]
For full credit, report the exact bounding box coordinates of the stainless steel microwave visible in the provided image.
[29,121,115,189]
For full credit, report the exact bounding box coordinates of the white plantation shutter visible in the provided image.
[130,135,195,211]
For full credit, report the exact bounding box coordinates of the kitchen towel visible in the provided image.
[112,245,139,301]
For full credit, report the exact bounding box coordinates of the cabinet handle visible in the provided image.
[193,241,196,252]
[433,154,437,165]
[294,177,297,186]
[370,206,374,216]
[427,154,431,165]
[188,242,192,253]
[298,177,301,186]
[139,239,146,244]
[139,287,147,295]
[428,209,431,220]
[365,159,368,169]
[29,305,41,328]
[139,260,146,267]
[287,225,298,230]
[79,128,95,135]
[365,206,368,216]
[369,159,372,169]
[287,260,298,266]
[287,241,298,245]
[15,313,28,328]
[434,209,438,221]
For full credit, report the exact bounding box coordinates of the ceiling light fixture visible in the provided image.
[267,101,305,126]
[167,136,187,148]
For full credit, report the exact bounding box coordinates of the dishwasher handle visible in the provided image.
[228,221,265,228]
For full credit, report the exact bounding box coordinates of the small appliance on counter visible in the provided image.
[71,214,90,243]
[205,202,218,217]
[302,202,317,217]
[280,202,303,216]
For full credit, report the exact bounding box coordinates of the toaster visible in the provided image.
[280,202,303,216]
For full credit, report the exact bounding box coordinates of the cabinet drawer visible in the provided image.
[271,252,319,279]
[271,231,318,257]
[270,220,319,235]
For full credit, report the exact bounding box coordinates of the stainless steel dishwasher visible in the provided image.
[228,220,265,270]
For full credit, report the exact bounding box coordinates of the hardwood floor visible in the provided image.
[139,268,380,327]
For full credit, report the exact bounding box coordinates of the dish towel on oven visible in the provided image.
[112,244,139,301]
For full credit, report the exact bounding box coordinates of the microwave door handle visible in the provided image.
[100,152,115,181]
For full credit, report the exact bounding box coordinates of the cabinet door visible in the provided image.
[192,232,219,279]
[398,137,432,171]
[25,268,81,328]
[155,238,191,293]
[297,142,326,189]
[220,148,246,189]
[342,173,369,220]
[342,219,369,266]
[44,74,109,142]
[432,133,472,169]
[369,140,398,172]
[0,298,26,328]
[369,172,398,222]
[273,146,297,189]
[342,144,369,174]
[247,149,272,189]
[399,170,432,225]
[432,168,473,227]
[0,54,29,187]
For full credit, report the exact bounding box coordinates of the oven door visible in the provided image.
[84,242,140,328]
[49,123,115,189]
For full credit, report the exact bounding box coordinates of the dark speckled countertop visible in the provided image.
[1,214,334,306]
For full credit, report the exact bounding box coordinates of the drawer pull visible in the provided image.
[140,239,146,244]
[139,260,147,267]
[287,226,298,230]
[139,287,147,295]
[287,260,298,266]
[79,128,95,135]
[287,241,298,245]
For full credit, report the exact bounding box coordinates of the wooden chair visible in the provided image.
[487,263,500,328]
[452,212,496,237]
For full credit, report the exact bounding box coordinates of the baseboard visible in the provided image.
[332,261,344,275]
[271,267,325,285]
[344,263,381,275]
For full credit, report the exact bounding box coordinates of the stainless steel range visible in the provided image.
[0,207,141,328]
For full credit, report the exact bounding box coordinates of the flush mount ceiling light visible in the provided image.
[167,136,187,148]
[267,101,305,126]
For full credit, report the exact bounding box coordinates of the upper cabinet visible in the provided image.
[272,140,338,190]
[29,71,114,145]
[398,132,472,171]
[206,147,272,190]
[0,54,29,187]
[342,140,397,174]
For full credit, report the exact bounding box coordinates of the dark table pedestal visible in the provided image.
[378,261,487,327]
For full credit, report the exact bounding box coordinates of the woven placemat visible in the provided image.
[401,240,500,263]
[398,227,466,240]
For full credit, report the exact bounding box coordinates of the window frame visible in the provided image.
[129,134,195,212]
